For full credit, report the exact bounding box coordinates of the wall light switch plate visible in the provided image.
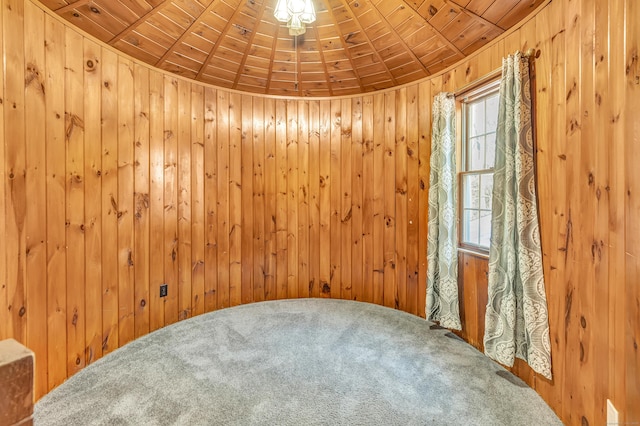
[160,284,168,298]
[607,399,619,425]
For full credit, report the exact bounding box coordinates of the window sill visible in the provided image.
[457,247,490,260]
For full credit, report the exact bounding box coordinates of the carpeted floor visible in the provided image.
[35,299,561,425]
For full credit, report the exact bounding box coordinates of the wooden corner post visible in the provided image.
[0,339,35,426]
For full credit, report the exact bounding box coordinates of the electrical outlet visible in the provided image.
[160,284,168,298]
[607,399,619,425]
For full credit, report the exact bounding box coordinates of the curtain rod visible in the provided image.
[450,48,541,98]
[524,48,541,58]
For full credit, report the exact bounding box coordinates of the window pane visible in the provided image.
[468,136,484,171]
[480,174,493,210]
[463,209,480,245]
[463,174,480,209]
[485,132,496,169]
[479,210,492,247]
[486,94,500,133]
[460,82,499,251]
[469,101,485,137]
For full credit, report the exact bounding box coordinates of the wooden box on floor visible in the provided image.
[0,339,34,426]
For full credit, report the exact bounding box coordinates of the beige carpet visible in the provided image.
[35,299,561,425]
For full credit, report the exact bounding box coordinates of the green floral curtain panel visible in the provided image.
[483,52,552,379]
[426,93,461,330]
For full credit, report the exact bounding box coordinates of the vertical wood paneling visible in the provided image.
[44,13,67,389]
[252,97,265,302]
[417,81,431,319]
[562,0,582,421]
[406,85,419,316]
[82,38,102,365]
[133,63,150,338]
[24,1,47,397]
[241,94,254,304]
[608,0,627,415]
[4,0,27,349]
[216,90,230,308]
[275,99,288,300]
[457,253,482,347]
[577,2,599,424]
[191,85,205,317]
[228,93,242,307]
[148,71,165,331]
[0,0,5,344]
[163,76,179,324]
[4,2,640,424]
[100,48,119,353]
[318,100,331,297]
[395,88,407,311]
[351,97,363,302]
[383,91,396,309]
[203,87,217,312]
[448,1,639,424]
[624,0,640,422]
[329,99,341,299]
[545,0,568,411]
[64,27,85,376]
[308,100,320,298]
[117,58,135,345]
[372,93,385,306]
[361,95,374,304]
[538,0,569,409]
[177,79,192,319]
[286,100,298,299]
[263,98,276,301]
[532,1,560,410]
[340,98,352,300]
[591,1,611,421]
[297,100,310,298]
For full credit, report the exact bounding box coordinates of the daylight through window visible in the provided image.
[460,82,500,250]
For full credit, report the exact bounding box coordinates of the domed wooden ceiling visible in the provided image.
[39,0,544,96]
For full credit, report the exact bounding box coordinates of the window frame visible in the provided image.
[457,78,501,256]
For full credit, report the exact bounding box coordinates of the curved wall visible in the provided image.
[1,0,639,424]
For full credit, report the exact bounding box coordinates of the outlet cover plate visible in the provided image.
[160,284,168,298]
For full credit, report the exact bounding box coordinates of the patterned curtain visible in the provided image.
[426,93,461,330]
[483,52,552,379]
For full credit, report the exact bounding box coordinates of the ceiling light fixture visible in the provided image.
[274,0,316,36]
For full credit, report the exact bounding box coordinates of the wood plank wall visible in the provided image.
[448,0,640,424]
[1,0,431,398]
[0,0,638,425]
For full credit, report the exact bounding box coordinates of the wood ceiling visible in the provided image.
[38,0,544,96]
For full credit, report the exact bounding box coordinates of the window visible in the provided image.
[459,81,500,251]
